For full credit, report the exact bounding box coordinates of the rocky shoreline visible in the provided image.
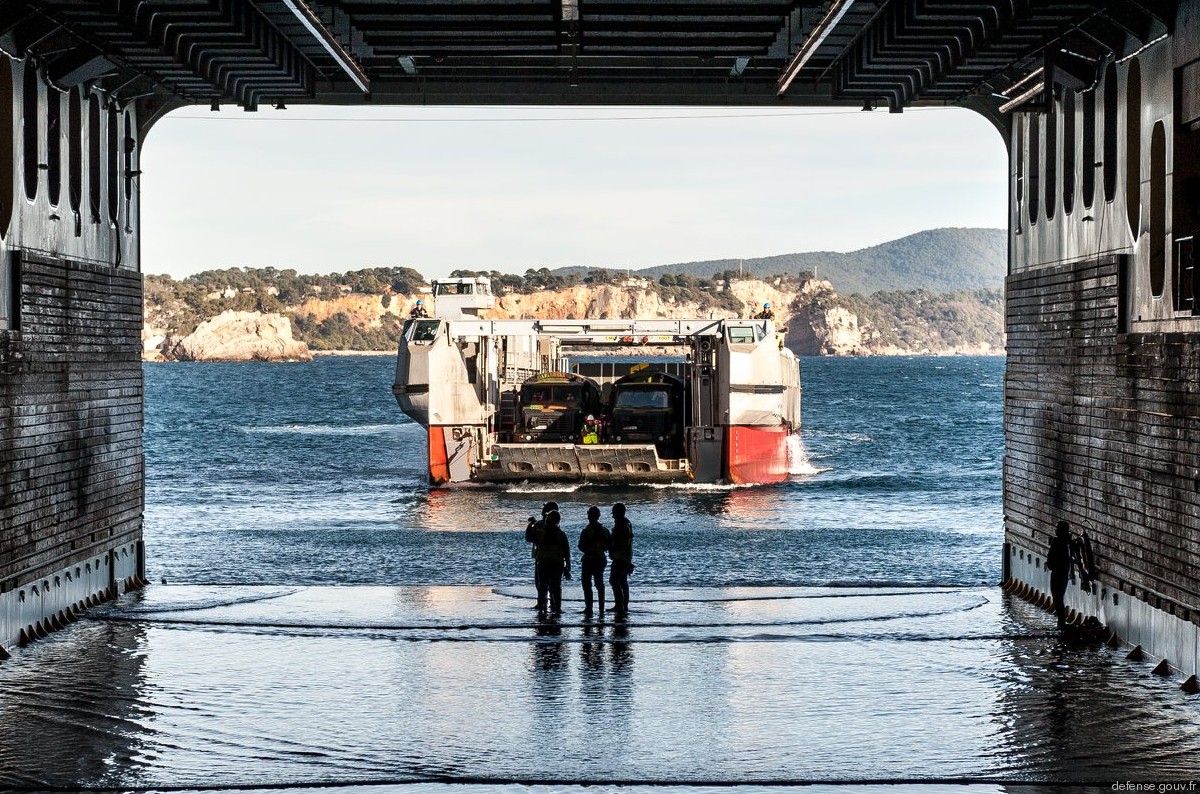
[143,277,1003,362]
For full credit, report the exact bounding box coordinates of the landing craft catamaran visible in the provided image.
[392,278,801,486]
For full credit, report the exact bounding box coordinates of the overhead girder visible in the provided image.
[830,0,1123,106]
[5,0,320,106]
[2,0,1178,111]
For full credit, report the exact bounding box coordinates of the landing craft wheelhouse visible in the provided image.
[393,312,801,486]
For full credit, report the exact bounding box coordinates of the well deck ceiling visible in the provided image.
[0,1,1175,109]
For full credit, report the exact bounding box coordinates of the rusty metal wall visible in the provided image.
[0,55,144,656]
[1004,18,1200,677]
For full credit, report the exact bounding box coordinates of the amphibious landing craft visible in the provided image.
[392,285,800,486]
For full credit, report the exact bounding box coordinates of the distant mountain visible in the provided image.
[558,228,1006,295]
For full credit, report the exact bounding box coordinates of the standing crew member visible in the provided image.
[526,501,558,601]
[609,503,634,616]
[755,302,774,320]
[535,510,571,615]
[581,415,601,445]
[1046,520,1074,629]
[409,299,429,318]
[578,506,611,616]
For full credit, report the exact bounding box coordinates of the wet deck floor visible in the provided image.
[0,585,1197,790]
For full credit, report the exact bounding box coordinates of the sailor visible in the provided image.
[526,501,558,601]
[534,510,571,615]
[578,506,611,616]
[581,415,601,445]
[755,301,774,320]
[409,299,429,318]
[609,503,634,616]
[1046,520,1074,629]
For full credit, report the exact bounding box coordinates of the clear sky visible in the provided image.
[139,105,1008,281]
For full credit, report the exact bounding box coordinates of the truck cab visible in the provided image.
[518,372,603,443]
[606,370,686,457]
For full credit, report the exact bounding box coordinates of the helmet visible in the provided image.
[416,299,423,305]
[542,500,559,515]
[587,505,601,520]
[764,302,771,308]
[586,414,595,421]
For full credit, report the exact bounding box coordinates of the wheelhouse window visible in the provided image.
[408,319,441,342]
[727,326,756,344]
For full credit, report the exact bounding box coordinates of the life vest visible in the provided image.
[535,527,568,564]
[579,522,610,558]
[1048,537,1072,576]
[610,518,633,562]
[582,424,600,444]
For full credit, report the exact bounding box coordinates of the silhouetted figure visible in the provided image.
[1047,520,1074,629]
[578,505,611,616]
[409,299,429,318]
[535,510,571,615]
[609,503,634,615]
[526,500,558,603]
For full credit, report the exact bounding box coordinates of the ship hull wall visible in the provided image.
[1004,17,1200,676]
[1006,255,1200,668]
[0,60,145,658]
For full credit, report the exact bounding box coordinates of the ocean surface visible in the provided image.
[2,354,1199,792]
[142,355,1004,588]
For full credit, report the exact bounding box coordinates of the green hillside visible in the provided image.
[562,227,1007,295]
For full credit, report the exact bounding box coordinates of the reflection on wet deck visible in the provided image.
[0,585,1197,789]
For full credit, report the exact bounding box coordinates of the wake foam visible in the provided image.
[788,433,828,476]
[242,422,413,436]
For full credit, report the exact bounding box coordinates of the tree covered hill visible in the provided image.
[554,227,1006,295]
[142,229,1006,354]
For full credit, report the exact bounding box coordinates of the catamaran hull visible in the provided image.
[726,425,791,485]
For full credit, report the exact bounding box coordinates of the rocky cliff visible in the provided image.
[479,278,1001,356]
[149,311,312,362]
[144,275,1003,359]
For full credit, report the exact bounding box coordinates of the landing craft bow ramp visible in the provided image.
[3,0,1200,684]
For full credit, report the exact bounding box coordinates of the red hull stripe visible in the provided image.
[428,426,450,485]
[726,425,790,484]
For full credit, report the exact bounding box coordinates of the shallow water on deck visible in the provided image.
[2,584,1198,788]
[1,356,1197,790]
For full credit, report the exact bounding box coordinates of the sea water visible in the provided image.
[1,355,1198,791]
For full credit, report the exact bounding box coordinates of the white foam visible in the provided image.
[498,482,585,494]
[788,434,828,476]
[242,422,411,436]
[646,482,754,491]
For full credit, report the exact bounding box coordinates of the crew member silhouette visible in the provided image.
[578,505,611,616]
[609,503,634,616]
[409,299,429,318]
[1047,520,1074,629]
[535,509,571,615]
[526,501,558,600]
